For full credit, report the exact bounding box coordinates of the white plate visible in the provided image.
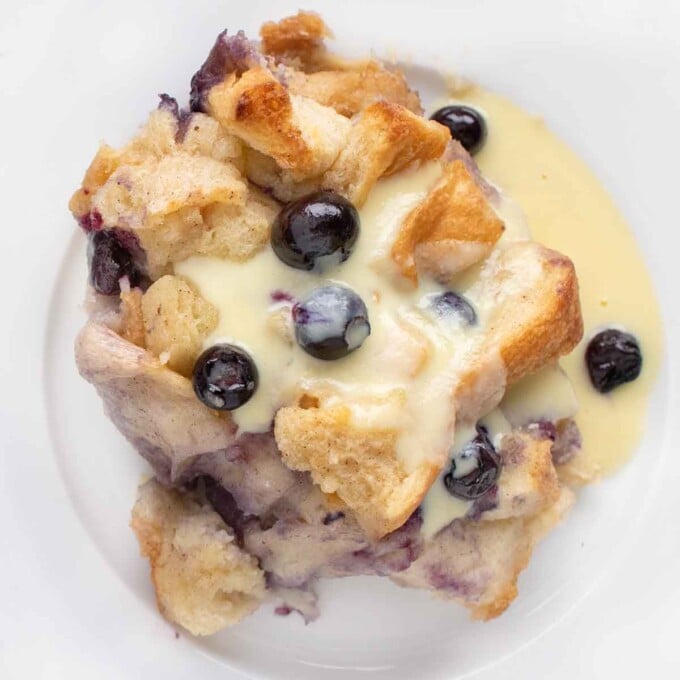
[1,0,679,678]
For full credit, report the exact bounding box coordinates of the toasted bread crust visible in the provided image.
[260,11,332,63]
[391,160,505,283]
[286,61,422,116]
[207,67,350,180]
[324,101,450,205]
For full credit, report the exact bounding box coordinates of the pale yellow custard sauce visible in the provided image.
[453,85,663,474]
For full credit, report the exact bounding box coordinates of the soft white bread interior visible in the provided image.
[131,479,266,635]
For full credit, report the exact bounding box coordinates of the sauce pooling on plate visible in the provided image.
[451,84,663,475]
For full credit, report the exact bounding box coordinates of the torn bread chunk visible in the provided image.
[207,67,351,180]
[136,184,278,278]
[243,101,447,205]
[323,102,450,205]
[131,479,266,635]
[391,160,505,283]
[456,241,583,421]
[141,275,218,376]
[75,322,236,481]
[286,60,422,117]
[275,400,440,539]
[392,487,574,620]
[478,432,560,521]
[259,10,333,71]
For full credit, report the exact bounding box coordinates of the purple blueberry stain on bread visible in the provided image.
[190,30,263,112]
[78,209,103,233]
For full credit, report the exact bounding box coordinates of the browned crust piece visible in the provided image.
[456,242,583,420]
[324,101,450,205]
[286,61,422,117]
[391,160,505,284]
[207,67,350,181]
[243,100,448,206]
[494,245,583,385]
[260,10,332,68]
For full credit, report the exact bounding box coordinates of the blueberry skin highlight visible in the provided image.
[292,285,370,361]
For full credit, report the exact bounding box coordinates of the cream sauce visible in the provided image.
[452,85,663,475]
[177,162,516,472]
[178,82,661,529]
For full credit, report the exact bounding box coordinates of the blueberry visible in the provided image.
[443,426,501,500]
[293,285,370,360]
[427,291,477,326]
[272,190,360,272]
[192,344,258,410]
[87,230,140,295]
[430,105,487,155]
[585,329,642,394]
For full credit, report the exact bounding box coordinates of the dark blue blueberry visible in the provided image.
[428,291,477,326]
[585,329,642,393]
[443,426,501,500]
[292,285,370,360]
[272,191,360,272]
[192,344,258,410]
[430,105,487,155]
[87,230,141,295]
[322,511,345,525]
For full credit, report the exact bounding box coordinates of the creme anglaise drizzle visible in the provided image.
[420,85,663,536]
[176,160,531,473]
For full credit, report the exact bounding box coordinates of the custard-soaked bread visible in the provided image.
[131,479,266,635]
[207,67,351,180]
[275,400,439,539]
[141,275,218,376]
[479,432,560,521]
[392,487,574,620]
[274,242,581,539]
[391,160,505,283]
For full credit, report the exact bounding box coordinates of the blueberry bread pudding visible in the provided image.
[70,11,642,636]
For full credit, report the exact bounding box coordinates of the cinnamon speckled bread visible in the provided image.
[131,479,266,635]
[70,10,597,636]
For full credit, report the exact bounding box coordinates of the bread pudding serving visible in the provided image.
[70,11,645,635]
